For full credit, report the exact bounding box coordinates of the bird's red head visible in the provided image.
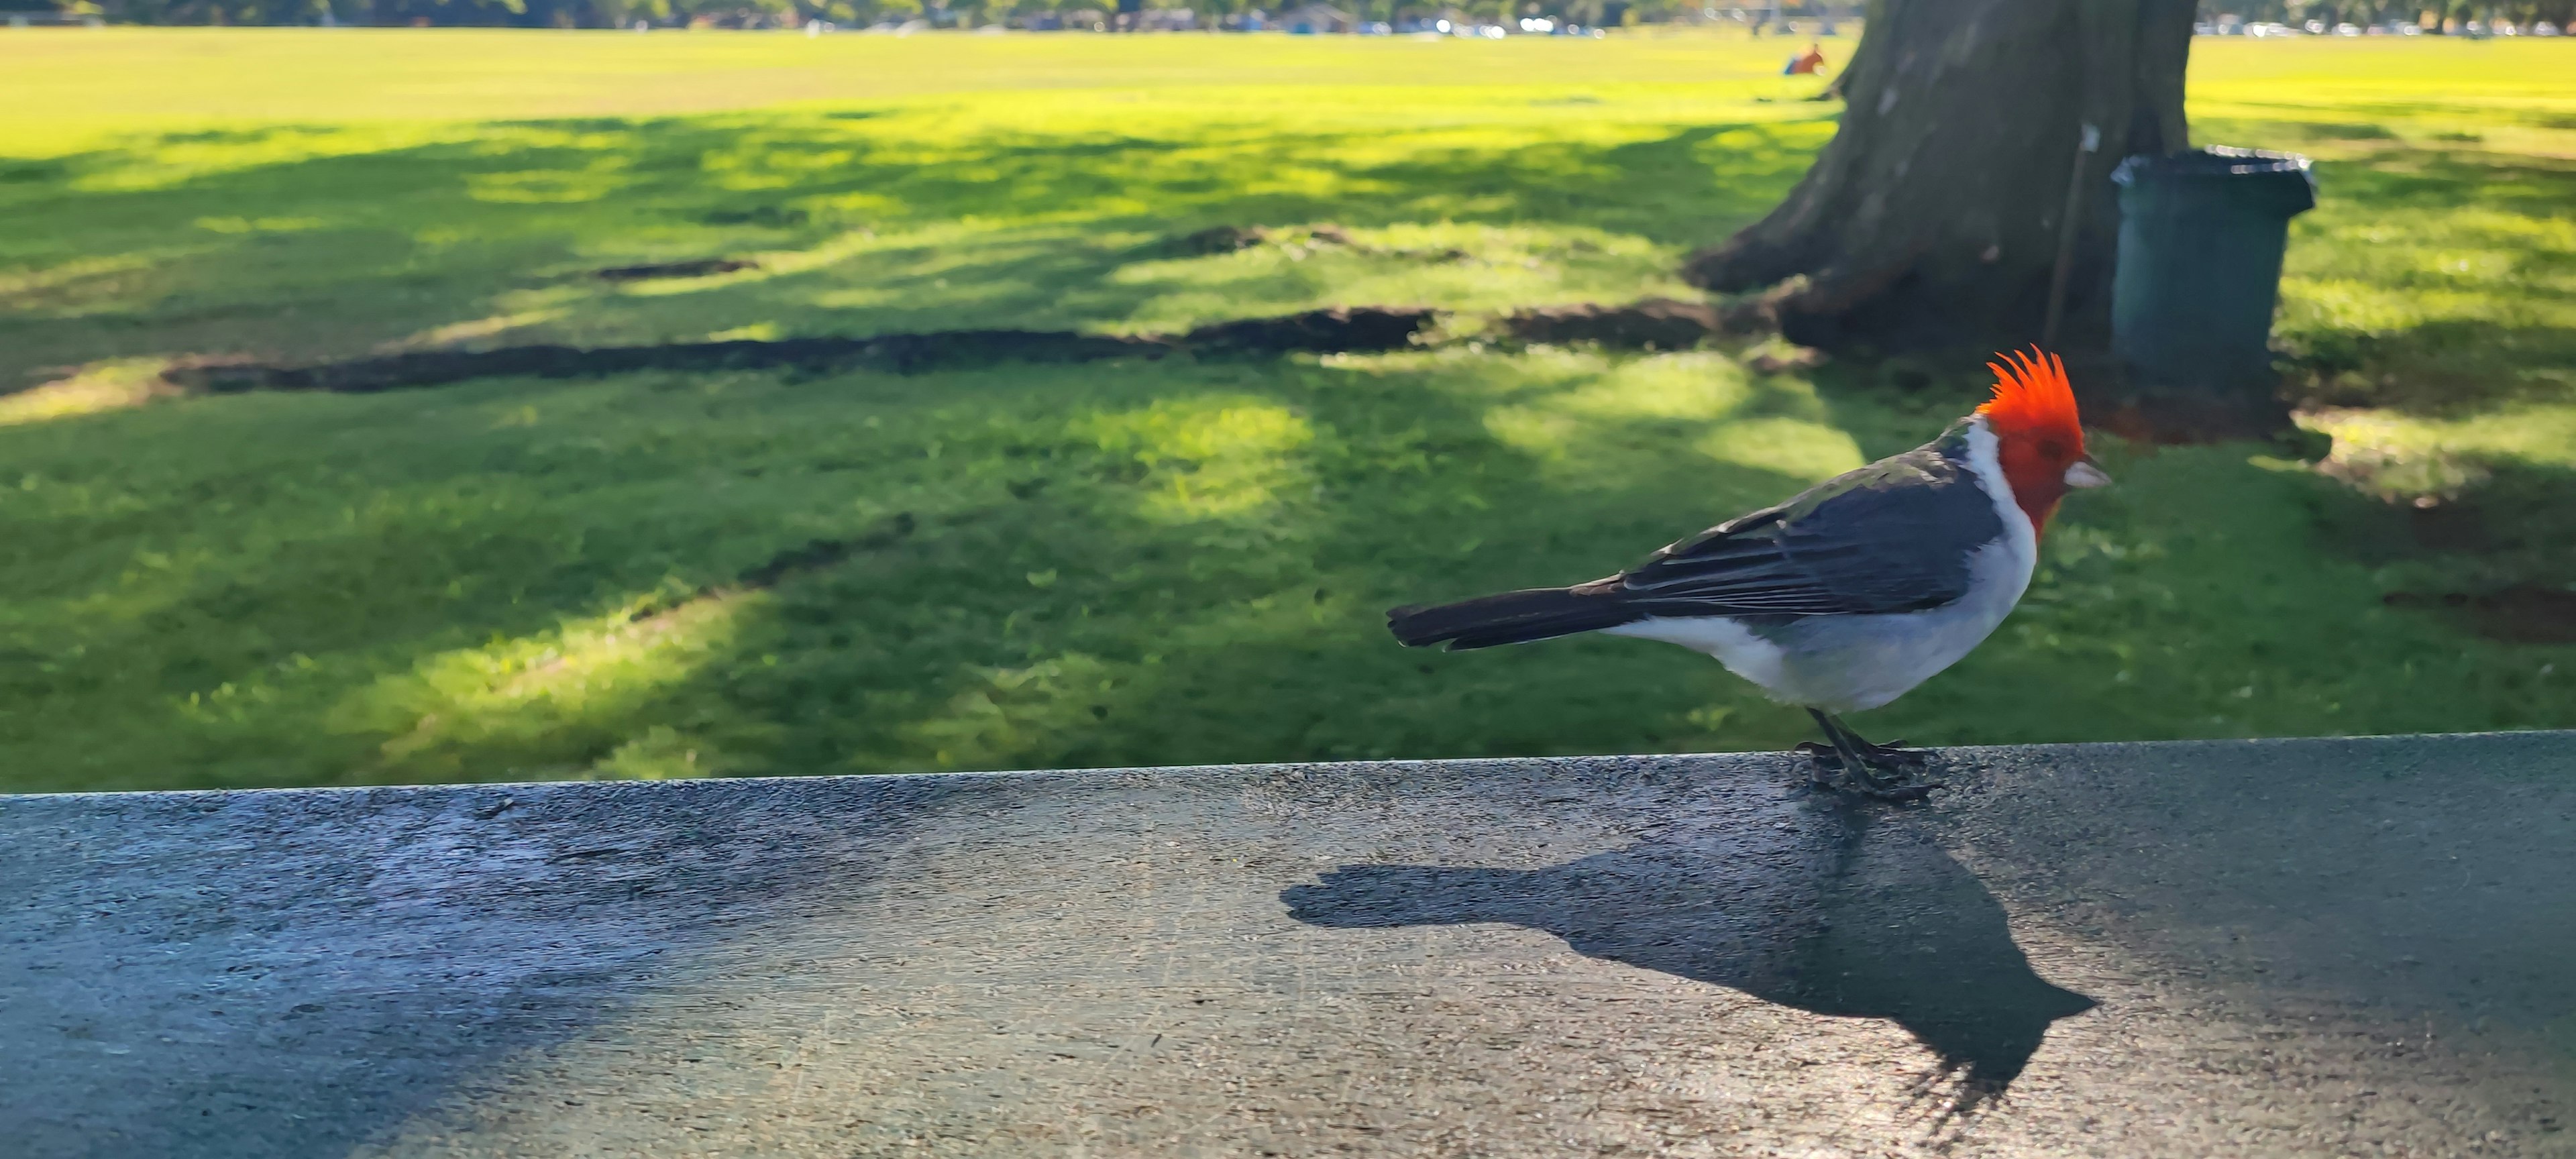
[1976,347,2104,533]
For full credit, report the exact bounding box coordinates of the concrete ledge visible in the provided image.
[5,733,2573,1156]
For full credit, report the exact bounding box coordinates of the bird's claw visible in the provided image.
[1851,778,1945,803]
[1797,741,1943,802]
[1857,740,1928,767]
[1794,741,1841,788]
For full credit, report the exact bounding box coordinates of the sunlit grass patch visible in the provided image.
[1697,416,1868,479]
[0,72,1833,384]
[385,308,573,352]
[0,359,179,427]
[591,724,728,781]
[335,588,749,781]
[892,652,1139,773]
[1079,398,1318,523]
[1110,222,1695,334]
[1480,350,1746,454]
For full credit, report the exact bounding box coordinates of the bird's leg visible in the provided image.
[1817,712,1903,791]
[1805,710,1944,802]
[1794,709,1854,789]
[1799,708,1876,791]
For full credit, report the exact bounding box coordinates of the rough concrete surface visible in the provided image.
[3,732,2572,1157]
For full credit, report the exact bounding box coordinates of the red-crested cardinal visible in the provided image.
[1387,349,2108,799]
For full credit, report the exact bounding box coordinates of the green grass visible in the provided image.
[1,30,2572,791]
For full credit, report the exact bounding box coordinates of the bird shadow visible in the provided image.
[1281,802,2096,1127]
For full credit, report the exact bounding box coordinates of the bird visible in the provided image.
[1385,349,2108,800]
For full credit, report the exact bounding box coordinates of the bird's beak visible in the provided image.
[2063,456,2112,489]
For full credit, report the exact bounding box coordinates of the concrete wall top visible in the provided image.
[4,732,2573,1157]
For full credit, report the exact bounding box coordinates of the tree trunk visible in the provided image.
[1683,0,2196,357]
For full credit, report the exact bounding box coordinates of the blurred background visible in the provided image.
[1,8,2569,792]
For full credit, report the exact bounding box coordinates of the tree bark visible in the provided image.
[1683,0,2196,357]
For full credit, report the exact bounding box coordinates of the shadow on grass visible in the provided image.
[2277,148,2576,415]
[5,103,2573,790]
[11,329,2571,793]
[0,347,1854,791]
[2282,317,2576,417]
[0,112,1825,391]
[2175,121,2576,417]
[628,351,1837,779]
[2310,453,2576,641]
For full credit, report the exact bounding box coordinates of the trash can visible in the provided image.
[2109,148,2316,396]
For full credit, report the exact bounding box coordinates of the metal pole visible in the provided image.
[2041,121,2102,351]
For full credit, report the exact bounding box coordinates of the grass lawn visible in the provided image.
[1,30,2571,792]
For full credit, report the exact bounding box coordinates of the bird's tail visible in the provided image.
[1386,582,1640,651]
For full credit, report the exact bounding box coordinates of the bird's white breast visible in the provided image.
[1605,418,2039,714]
[1958,415,2040,598]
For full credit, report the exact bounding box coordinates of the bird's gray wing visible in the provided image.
[1593,430,2008,618]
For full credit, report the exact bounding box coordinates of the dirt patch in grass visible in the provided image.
[735,512,920,591]
[1498,296,1773,350]
[612,512,925,629]
[1183,306,1432,354]
[162,307,1439,394]
[595,258,759,282]
[166,333,1151,392]
[2383,586,2576,645]
[2406,501,2493,553]
[2312,457,2576,645]
[1167,223,1356,256]
[2093,394,2298,445]
[1170,225,1272,255]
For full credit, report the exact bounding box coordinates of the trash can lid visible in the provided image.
[2112,147,2316,215]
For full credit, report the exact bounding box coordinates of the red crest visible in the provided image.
[1977,348,2088,533]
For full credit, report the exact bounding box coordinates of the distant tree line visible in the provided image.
[41,0,1787,27]
[2197,0,2574,26]
[36,0,2574,30]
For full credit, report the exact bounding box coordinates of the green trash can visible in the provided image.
[2110,147,2316,396]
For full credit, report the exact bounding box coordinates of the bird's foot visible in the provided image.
[1854,737,1932,769]
[1794,742,1840,790]
[1795,741,1945,803]
[1851,777,1943,803]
